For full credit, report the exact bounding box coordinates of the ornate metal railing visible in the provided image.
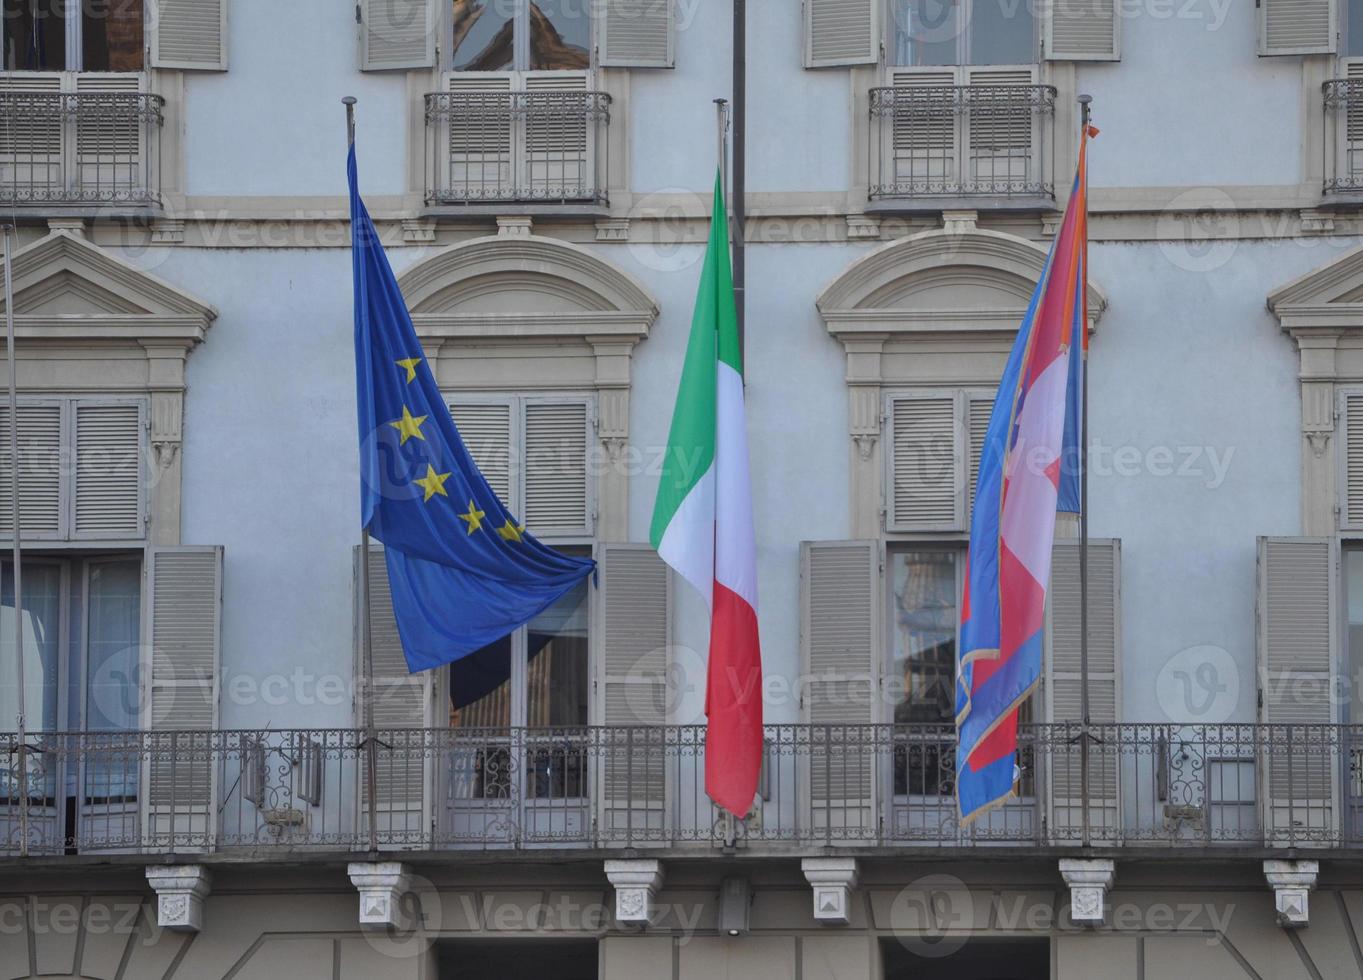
[1,723,1359,855]
[0,91,164,209]
[423,90,611,208]
[869,83,1056,205]
[1323,78,1363,195]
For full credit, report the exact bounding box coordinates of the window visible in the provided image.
[1,0,145,72]
[451,0,590,71]
[1347,0,1363,57]
[890,548,958,726]
[890,0,1036,67]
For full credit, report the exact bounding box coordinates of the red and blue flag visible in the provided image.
[956,126,1096,824]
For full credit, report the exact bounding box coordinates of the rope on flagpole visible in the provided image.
[1077,93,1093,851]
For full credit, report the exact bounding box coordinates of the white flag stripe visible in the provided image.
[714,360,758,609]
[655,462,715,610]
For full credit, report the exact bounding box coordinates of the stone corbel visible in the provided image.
[145,865,211,932]
[802,858,859,926]
[348,862,413,929]
[1306,429,1332,459]
[152,440,181,471]
[1264,859,1318,928]
[605,859,663,925]
[1059,859,1115,926]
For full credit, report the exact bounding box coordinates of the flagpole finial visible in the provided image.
[1077,93,1093,128]
[343,96,357,147]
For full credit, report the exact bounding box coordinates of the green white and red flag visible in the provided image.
[650,171,763,818]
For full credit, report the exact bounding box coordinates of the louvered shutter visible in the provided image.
[966,392,994,521]
[804,0,878,67]
[149,0,229,70]
[360,0,436,70]
[1044,0,1119,60]
[523,73,592,202]
[596,544,670,840]
[887,69,959,199]
[143,546,222,850]
[72,401,143,538]
[964,67,1037,193]
[1044,538,1120,841]
[887,392,961,531]
[801,540,880,840]
[1343,61,1363,184]
[1259,0,1336,55]
[0,75,62,199]
[451,400,514,507]
[72,75,145,201]
[0,402,63,539]
[355,545,432,846]
[523,399,591,535]
[1257,537,1339,844]
[600,0,675,68]
[444,74,514,201]
[1344,389,1363,530]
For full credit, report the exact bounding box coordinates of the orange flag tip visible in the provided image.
[1086,124,1101,138]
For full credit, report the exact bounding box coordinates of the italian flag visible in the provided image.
[650,171,763,819]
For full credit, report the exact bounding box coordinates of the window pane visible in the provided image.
[890,551,957,724]
[2,0,68,71]
[529,0,590,70]
[1350,0,1363,56]
[450,634,513,728]
[452,0,513,71]
[890,0,962,66]
[969,0,1034,65]
[82,0,144,72]
[526,576,588,727]
[85,560,140,732]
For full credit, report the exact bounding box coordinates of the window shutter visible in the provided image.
[1258,0,1336,55]
[360,0,436,70]
[886,70,960,211]
[522,73,592,203]
[72,75,145,197]
[0,402,62,538]
[72,401,144,538]
[596,544,671,840]
[1343,390,1363,530]
[0,75,62,185]
[355,545,432,846]
[804,0,878,68]
[887,393,961,531]
[1044,0,1119,61]
[600,0,675,68]
[443,74,515,207]
[964,67,1038,189]
[144,546,222,850]
[451,400,514,507]
[149,0,229,70]
[966,393,995,521]
[1256,537,1338,843]
[800,540,880,839]
[523,399,591,535]
[1044,538,1121,840]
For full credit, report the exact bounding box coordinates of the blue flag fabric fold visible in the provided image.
[349,147,595,672]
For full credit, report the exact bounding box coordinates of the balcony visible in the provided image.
[868,83,1056,212]
[1324,77,1363,199]
[0,90,164,213]
[423,89,611,214]
[1,722,1360,858]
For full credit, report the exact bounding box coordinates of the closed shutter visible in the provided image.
[444,75,514,200]
[143,546,222,850]
[523,73,591,201]
[804,0,878,67]
[1259,0,1336,55]
[356,545,432,846]
[1345,61,1363,181]
[360,0,435,70]
[596,544,670,841]
[1344,390,1363,529]
[451,400,514,507]
[966,393,995,522]
[72,401,143,538]
[523,399,591,535]
[0,75,62,196]
[1044,539,1121,841]
[1044,0,1119,60]
[0,402,62,538]
[801,540,880,840]
[600,0,675,68]
[964,67,1037,190]
[72,75,144,198]
[887,392,961,531]
[149,0,229,70]
[1257,537,1338,844]
[887,69,959,197]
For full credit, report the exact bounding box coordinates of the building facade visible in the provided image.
[2,0,1363,976]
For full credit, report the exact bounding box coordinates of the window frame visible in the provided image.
[445,0,595,73]
[886,0,1039,69]
[0,0,147,74]
[884,541,964,728]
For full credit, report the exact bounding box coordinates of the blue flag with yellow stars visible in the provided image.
[349,147,595,672]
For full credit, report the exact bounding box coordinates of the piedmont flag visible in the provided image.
[650,172,763,818]
[956,124,1097,823]
[350,146,594,671]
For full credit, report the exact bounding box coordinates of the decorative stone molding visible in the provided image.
[1264,859,1318,928]
[802,858,859,926]
[1059,858,1115,926]
[347,862,413,929]
[46,217,86,237]
[151,218,186,244]
[941,209,978,233]
[846,215,882,240]
[401,218,436,243]
[1300,209,1336,234]
[595,217,631,242]
[605,859,663,925]
[496,215,534,237]
[145,865,211,932]
[1040,213,1063,237]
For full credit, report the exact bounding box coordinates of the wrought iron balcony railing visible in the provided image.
[869,83,1056,207]
[1323,78,1363,196]
[0,723,1356,856]
[423,90,610,209]
[0,91,164,210]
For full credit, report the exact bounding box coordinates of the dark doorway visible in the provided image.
[881,937,1049,979]
[438,939,598,980]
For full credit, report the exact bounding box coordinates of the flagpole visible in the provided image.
[345,95,380,855]
[732,0,746,358]
[1076,93,1093,850]
[3,220,26,858]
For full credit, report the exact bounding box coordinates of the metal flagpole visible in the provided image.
[732,0,746,358]
[3,220,26,858]
[1076,93,1093,850]
[344,95,379,855]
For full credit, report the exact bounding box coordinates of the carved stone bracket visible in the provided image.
[348,861,413,930]
[145,865,211,933]
[802,858,859,926]
[402,218,436,244]
[1264,859,1318,928]
[605,859,663,925]
[1059,858,1115,926]
[152,440,181,470]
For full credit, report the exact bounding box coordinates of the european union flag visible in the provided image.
[349,147,595,673]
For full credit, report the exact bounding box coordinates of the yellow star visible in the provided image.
[496,520,525,542]
[413,464,452,502]
[395,357,423,383]
[458,500,486,535]
[388,406,428,445]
